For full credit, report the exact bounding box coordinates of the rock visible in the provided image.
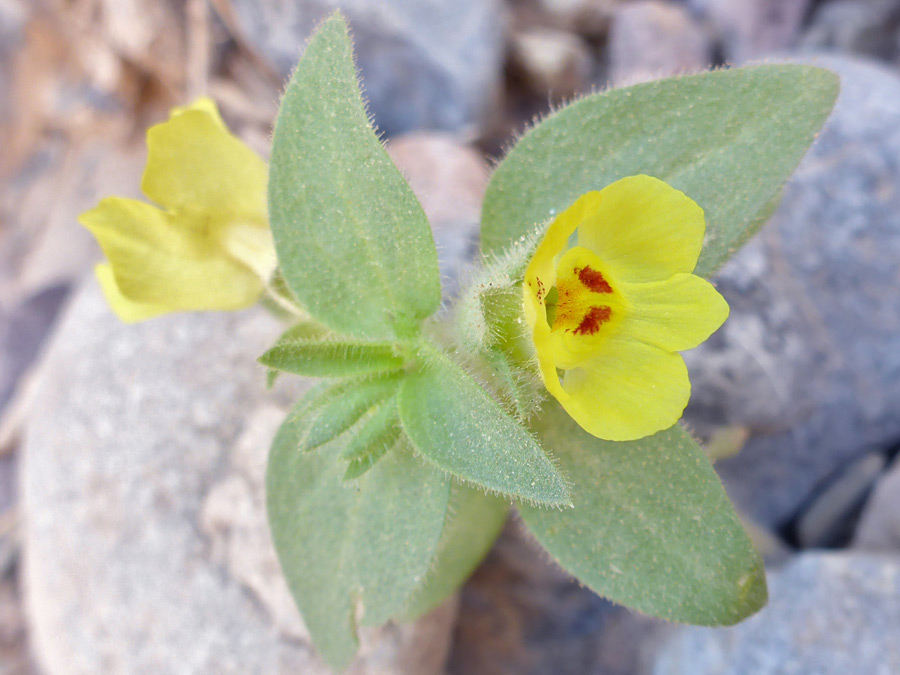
[802,0,900,62]
[386,132,489,296]
[449,518,671,675]
[853,456,900,551]
[687,0,811,62]
[226,0,506,137]
[652,552,900,675]
[0,285,68,415]
[607,1,712,87]
[509,27,592,99]
[794,452,886,548]
[0,135,144,308]
[683,55,900,527]
[0,573,30,675]
[515,0,623,38]
[20,280,456,674]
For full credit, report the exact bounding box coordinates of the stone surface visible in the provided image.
[0,571,33,675]
[683,55,900,527]
[20,279,456,674]
[227,0,506,136]
[509,27,592,98]
[794,452,885,548]
[853,456,900,551]
[449,518,670,675]
[515,0,623,37]
[688,0,811,62]
[0,134,144,309]
[607,1,712,86]
[802,0,900,62]
[653,552,900,675]
[0,285,68,415]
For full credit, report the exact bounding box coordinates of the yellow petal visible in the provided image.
[95,263,172,323]
[523,192,604,350]
[556,336,691,441]
[619,273,730,352]
[141,99,268,227]
[577,175,705,283]
[171,96,227,130]
[80,197,263,311]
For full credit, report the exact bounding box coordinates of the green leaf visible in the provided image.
[399,483,508,621]
[264,319,333,387]
[268,12,441,340]
[267,410,450,669]
[258,339,406,378]
[519,403,767,625]
[303,375,401,452]
[341,395,402,479]
[399,349,570,506]
[480,65,839,277]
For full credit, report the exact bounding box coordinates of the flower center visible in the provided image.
[550,246,619,338]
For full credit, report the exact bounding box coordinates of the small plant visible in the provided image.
[81,12,838,670]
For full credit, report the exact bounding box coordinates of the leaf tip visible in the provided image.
[733,558,768,622]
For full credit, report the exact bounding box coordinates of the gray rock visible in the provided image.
[0,285,68,415]
[449,518,671,675]
[683,55,900,527]
[20,280,456,674]
[509,27,593,99]
[607,1,712,87]
[516,0,623,38]
[687,0,811,62]
[795,452,885,548]
[853,457,900,551]
[0,572,31,675]
[227,0,506,136]
[653,552,900,675]
[802,0,900,62]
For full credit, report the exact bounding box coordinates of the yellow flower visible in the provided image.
[79,98,275,322]
[523,175,729,441]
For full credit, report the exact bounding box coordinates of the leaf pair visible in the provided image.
[263,9,572,505]
[267,403,508,669]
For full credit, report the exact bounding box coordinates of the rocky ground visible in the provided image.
[3,0,900,673]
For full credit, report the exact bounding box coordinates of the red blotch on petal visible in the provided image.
[574,305,612,335]
[577,266,613,294]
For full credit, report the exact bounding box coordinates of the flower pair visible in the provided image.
[523,175,729,441]
[80,98,275,322]
[82,99,724,445]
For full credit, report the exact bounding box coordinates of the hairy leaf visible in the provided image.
[303,375,401,452]
[259,339,406,378]
[481,65,839,277]
[519,403,767,625]
[268,12,441,340]
[341,395,403,479]
[399,483,508,621]
[399,349,570,506]
[267,411,450,669]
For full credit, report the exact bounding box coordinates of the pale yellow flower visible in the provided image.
[523,175,729,441]
[80,98,274,322]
